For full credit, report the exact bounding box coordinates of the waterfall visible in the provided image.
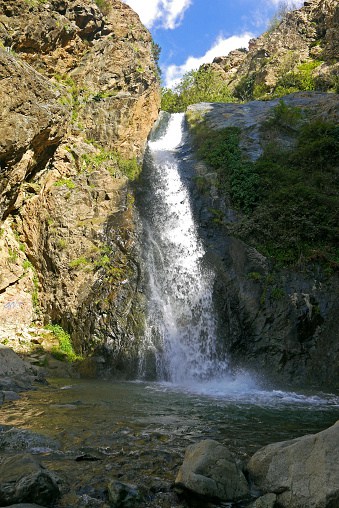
[138,112,229,385]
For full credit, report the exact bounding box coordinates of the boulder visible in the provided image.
[107,480,143,508]
[175,439,249,501]
[247,420,339,508]
[250,493,277,507]
[0,454,60,506]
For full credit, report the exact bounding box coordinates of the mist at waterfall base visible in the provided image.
[136,113,338,406]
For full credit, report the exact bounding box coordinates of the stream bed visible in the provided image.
[1,377,338,507]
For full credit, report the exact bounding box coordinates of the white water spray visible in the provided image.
[140,113,229,385]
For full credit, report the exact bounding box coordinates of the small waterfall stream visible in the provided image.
[139,113,229,385]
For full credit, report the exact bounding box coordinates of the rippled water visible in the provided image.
[1,378,338,506]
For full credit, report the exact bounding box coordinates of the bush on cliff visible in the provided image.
[161,67,235,112]
[190,108,339,270]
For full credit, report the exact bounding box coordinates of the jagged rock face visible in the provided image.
[208,0,338,96]
[0,0,160,375]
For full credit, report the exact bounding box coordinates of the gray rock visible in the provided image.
[250,493,277,507]
[0,454,60,506]
[3,390,20,401]
[0,428,59,452]
[107,480,142,508]
[0,346,33,379]
[247,420,339,508]
[175,439,249,501]
[3,505,48,507]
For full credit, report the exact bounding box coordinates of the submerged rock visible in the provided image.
[175,439,249,501]
[247,420,339,508]
[0,454,60,506]
[107,480,143,508]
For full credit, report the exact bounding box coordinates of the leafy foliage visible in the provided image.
[161,67,235,112]
[191,107,339,270]
[46,324,81,362]
[81,145,141,181]
[192,125,260,213]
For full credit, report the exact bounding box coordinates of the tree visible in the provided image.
[161,66,234,112]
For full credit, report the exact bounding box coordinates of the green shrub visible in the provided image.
[161,67,235,112]
[234,74,256,101]
[46,324,80,362]
[54,178,76,189]
[69,256,90,269]
[191,115,339,270]
[194,126,259,213]
[81,146,141,181]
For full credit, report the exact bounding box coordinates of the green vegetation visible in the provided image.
[54,178,76,189]
[46,324,80,362]
[161,67,235,112]
[24,0,48,5]
[151,41,161,78]
[94,0,111,15]
[32,273,39,309]
[275,60,322,95]
[81,145,141,181]
[23,259,33,270]
[190,103,339,271]
[189,121,259,213]
[8,248,19,264]
[69,256,91,269]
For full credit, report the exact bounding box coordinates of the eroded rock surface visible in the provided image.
[0,0,160,374]
[247,421,339,508]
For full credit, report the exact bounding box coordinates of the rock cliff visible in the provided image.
[187,92,339,389]
[206,0,338,100]
[0,0,160,375]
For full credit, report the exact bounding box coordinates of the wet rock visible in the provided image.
[175,439,249,502]
[247,420,339,508]
[0,427,60,453]
[0,454,60,506]
[107,480,143,508]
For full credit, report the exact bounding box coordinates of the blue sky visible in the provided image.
[122,0,302,88]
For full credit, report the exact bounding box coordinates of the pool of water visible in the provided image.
[1,378,338,507]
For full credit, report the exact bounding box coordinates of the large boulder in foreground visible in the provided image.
[247,420,339,508]
[175,439,249,501]
[0,454,60,506]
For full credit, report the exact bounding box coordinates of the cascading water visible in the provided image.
[139,112,229,385]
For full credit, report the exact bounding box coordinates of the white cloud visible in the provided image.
[122,0,192,29]
[164,33,253,89]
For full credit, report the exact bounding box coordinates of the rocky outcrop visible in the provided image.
[175,439,249,502]
[247,421,339,508]
[205,0,338,99]
[0,0,160,375]
[0,454,60,506]
[0,345,41,403]
[186,92,339,387]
